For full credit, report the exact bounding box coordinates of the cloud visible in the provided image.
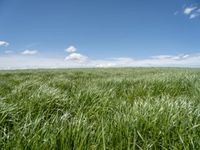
[184,6,197,15]
[0,56,67,70]
[65,46,77,53]
[4,50,13,54]
[182,5,200,19]
[151,55,174,59]
[21,50,38,55]
[65,53,88,63]
[190,13,200,19]
[0,53,200,70]
[151,54,189,60]
[0,41,9,47]
[92,54,200,68]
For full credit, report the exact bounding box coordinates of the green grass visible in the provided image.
[0,68,200,149]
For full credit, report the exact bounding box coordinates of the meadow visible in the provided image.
[0,68,200,149]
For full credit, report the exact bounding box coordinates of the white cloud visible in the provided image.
[151,55,175,59]
[4,50,13,54]
[190,13,200,19]
[95,62,117,68]
[182,54,189,58]
[65,53,88,63]
[65,46,77,53]
[0,53,200,70]
[21,50,38,55]
[94,54,200,68]
[0,41,9,47]
[0,56,67,70]
[182,6,200,19]
[151,54,190,60]
[184,6,197,15]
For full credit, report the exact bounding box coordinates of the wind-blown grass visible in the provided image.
[0,68,200,149]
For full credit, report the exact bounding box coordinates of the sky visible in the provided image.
[0,0,200,69]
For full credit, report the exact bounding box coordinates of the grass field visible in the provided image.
[0,68,200,149]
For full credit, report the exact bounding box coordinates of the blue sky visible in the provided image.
[0,0,200,69]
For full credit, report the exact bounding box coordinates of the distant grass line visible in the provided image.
[0,68,200,149]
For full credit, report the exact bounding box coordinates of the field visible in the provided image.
[0,68,200,149]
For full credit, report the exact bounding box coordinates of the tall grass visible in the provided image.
[0,68,200,149]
